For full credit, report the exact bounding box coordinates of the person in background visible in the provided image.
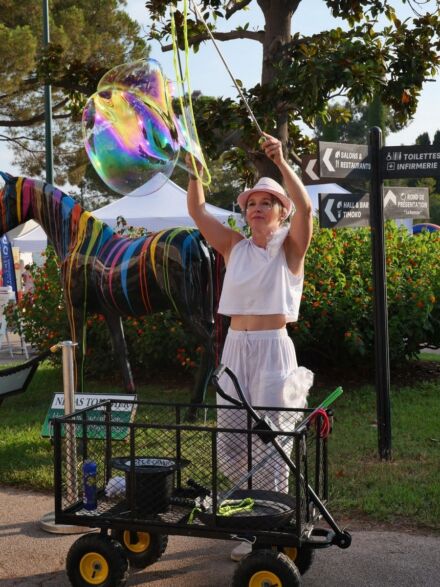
[21,262,34,295]
[187,132,314,561]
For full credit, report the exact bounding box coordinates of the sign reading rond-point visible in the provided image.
[41,393,137,440]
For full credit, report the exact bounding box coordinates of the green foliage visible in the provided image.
[416,132,431,146]
[315,99,400,144]
[290,220,440,370]
[146,1,440,180]
[5,247,70,353]
[429,193,440,225]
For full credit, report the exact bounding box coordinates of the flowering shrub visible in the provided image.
[290,220,440,370]
[5,247,70,358]
[6,222,440,380]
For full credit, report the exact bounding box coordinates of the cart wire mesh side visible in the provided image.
[52,398,349,550]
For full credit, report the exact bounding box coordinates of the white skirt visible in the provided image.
[217,328,313,493]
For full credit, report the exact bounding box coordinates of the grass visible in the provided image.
[0,361,439,532]
[418,351,440,362]
[325,381,440,531]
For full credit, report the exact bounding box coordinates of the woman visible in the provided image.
[187,133,313,560]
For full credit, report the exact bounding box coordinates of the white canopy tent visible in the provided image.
[6,220,39,242]
[93,173,239,230]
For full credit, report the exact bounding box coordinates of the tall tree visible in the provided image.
[146,0,440,184]
[415,132,431,146]
[0,0,149,196]
[315,100,400,144]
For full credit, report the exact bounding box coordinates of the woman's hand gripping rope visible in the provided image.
[186,153,204,181]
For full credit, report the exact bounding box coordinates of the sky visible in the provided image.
[1,0,439,177]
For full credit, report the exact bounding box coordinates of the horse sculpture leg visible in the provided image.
[102,310,136,393]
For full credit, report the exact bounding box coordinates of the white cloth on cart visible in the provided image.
[217,328,313,493]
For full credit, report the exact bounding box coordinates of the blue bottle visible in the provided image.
[83,460,97,510]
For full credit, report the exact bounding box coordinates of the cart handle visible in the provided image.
[212,364,261,423]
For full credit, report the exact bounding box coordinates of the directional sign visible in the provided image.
[382,145,440,179]
[383,187,429,219]
[319,193,370,228]
[319,141,371,180]
[301,154,329,185]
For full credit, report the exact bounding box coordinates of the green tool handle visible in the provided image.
[295,386,343,434]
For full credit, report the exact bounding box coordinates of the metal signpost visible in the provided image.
[369,128,391,461]
[316,131,440,461]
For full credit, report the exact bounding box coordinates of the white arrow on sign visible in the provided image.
[384,190,397,207]
[305,158,319,181]
[323,148,335,172]
[324,198,337,222]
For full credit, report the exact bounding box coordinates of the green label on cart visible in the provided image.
[41,393,136,440]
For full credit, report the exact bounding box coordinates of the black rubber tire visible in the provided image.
[232,549,301,587]
[66,533,129,587]
[282,545,315,575]
[111,529,168,569]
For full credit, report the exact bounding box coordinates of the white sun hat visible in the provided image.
[237,177,293,216]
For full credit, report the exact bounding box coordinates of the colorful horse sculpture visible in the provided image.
[0,172,225,403]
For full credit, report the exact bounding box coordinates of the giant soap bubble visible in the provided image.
[83,59,186,196]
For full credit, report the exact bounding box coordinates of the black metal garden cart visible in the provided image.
[52,365,351,586]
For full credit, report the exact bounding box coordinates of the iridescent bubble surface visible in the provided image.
[82,60,180,196]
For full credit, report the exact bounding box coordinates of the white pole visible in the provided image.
[61,341,78,503]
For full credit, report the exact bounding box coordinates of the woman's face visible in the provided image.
[245,192,285,231]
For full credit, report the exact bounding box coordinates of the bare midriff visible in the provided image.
[230,314,287,331]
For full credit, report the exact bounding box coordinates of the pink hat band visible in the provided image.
[237,177,293,216]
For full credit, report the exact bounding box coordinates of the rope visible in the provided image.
[188,497,255,524]
[170,0,211,186]
[309,408,331,439]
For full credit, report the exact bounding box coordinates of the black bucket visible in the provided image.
[112,457,190,515]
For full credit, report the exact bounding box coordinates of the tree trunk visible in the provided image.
[253,0,300,180]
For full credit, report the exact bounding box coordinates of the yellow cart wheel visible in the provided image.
[66,534,128,587]
[232,549,300,587]
[79,552,109,584]
[111,529,168,569]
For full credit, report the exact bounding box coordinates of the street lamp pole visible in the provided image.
[42,0,54,184]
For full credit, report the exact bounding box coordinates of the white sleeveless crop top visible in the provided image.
[218,238,304,322]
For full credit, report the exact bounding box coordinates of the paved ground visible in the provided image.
[0,486,439,586]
